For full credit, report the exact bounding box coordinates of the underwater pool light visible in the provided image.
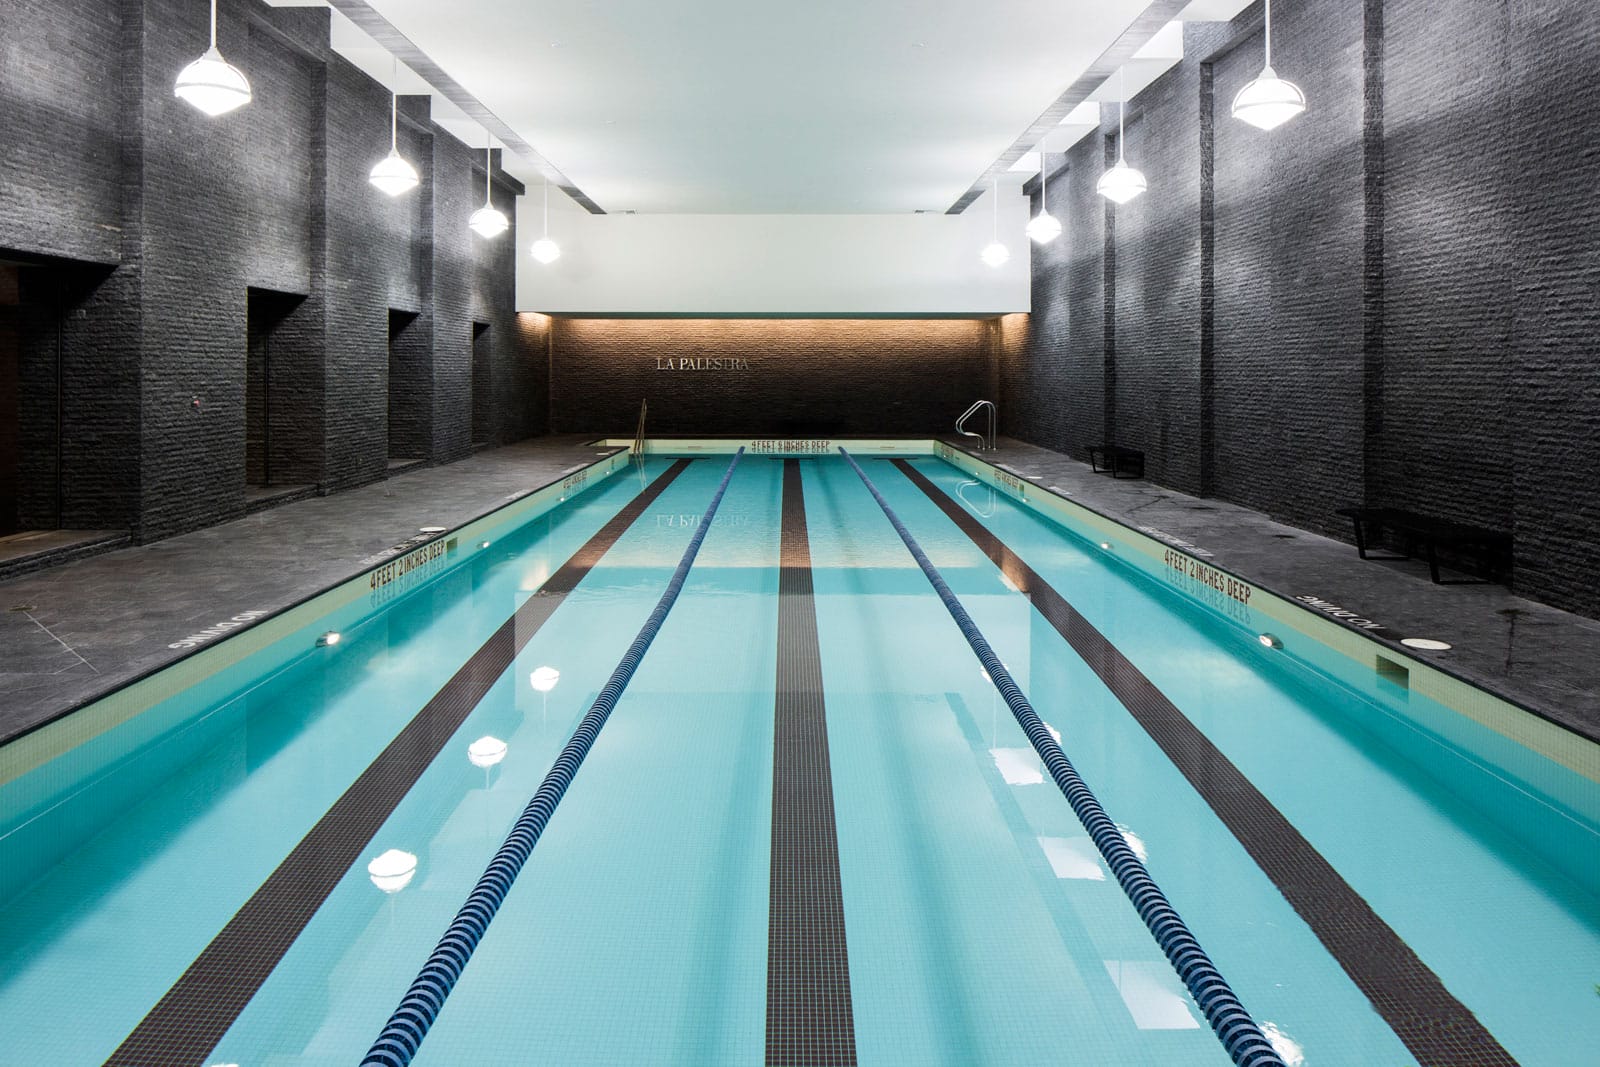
[1258,632,1283,649]
[317,631,341,647]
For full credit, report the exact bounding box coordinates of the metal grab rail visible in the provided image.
[955,399,996,451]
[632,397,648,457]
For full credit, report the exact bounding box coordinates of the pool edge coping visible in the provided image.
[932,441,1600,788]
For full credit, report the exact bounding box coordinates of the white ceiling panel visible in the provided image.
[358,0,1159,213]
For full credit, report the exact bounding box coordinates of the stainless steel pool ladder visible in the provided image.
[632,398,648,457]
[956,399,997,451]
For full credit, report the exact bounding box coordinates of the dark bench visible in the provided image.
[1336,506,1512,584]
[1088,444,1145,479]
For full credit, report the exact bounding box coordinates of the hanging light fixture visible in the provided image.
[530,177,561,264]
[1232,0,1306,130]
[468,133,510,238]
[370,58,420,197]
[1097,68,1147,205]
[174,0,252,116]
[980,178,1009,268]
[1025,139,1062,245]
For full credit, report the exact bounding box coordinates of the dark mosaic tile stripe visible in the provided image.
[893,459,1519,1067]
[766,459,857,1067]
[103,459,693,1067]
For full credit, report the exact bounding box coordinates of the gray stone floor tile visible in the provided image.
[0,436,621,744]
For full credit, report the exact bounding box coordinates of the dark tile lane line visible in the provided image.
[766,459,858,1067]
[894,458,1518,1067]
[104,460,692,1067]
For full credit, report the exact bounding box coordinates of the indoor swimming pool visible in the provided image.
[0,449,1596,1066]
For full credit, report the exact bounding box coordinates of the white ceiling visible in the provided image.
[275,0,1253,214]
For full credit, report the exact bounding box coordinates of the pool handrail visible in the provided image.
[955,398,996,451]
[360,449,745,1067]
[838,447,1285,1067]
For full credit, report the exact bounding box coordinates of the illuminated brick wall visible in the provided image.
[549,318,993,437]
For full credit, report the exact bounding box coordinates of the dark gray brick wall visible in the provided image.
[1379,0,1514,539]
[0,0,123,266]
[1113,57,1204,495]
[1208,7,1364,535]
[1010,0,1600,619]
[0,0,536,542]
[550,318,990,436]
[1507,2,1600,610]
[1006,133,1107,456]
[467,151,531,446]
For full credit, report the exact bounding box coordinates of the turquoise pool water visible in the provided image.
[0,454,1596,1066]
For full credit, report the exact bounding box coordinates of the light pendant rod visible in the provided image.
[484,138,492,202]
[543,178,550,237]
[1265,0,1273,67]
[1040,144,1048,212]
[209,0,219,49]
[991,178,999,241]
[1118,67,1127,163]
[390,57,399,152]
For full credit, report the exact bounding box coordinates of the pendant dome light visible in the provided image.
[980,178,1010,268]
[468,134,509,238]
[1097,67,1147,205]
[530,177,561,264]
[1025,139,1062,245]
[370,58,420,197]
[1232,0,1306,130]
[174,0,252,117]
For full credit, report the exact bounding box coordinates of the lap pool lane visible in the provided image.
[206,456,782,1065]
[0,460,683,1066]
[904,455,1599,1066]
[805,457,1235,1066]
[399,455,781,1065]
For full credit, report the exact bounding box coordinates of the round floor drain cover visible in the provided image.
[1400,637,1452,651]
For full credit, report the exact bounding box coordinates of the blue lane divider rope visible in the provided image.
[837,448,1285,1067]
[360,449,745,1067]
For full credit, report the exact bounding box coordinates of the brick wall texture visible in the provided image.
[549,318,991,437]
[1008,0,1600,619]
[5,0,1598,619]
[0,0,540,542]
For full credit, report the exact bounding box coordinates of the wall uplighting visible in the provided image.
[370,59,420,197]
[174,0,252,116]
[468,134,510,238]
[1232,0,1307,130]
[530,177,562,264]
[1025,142,1062,245]
[980,178,1010,268]
[1097,68,1147,205]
